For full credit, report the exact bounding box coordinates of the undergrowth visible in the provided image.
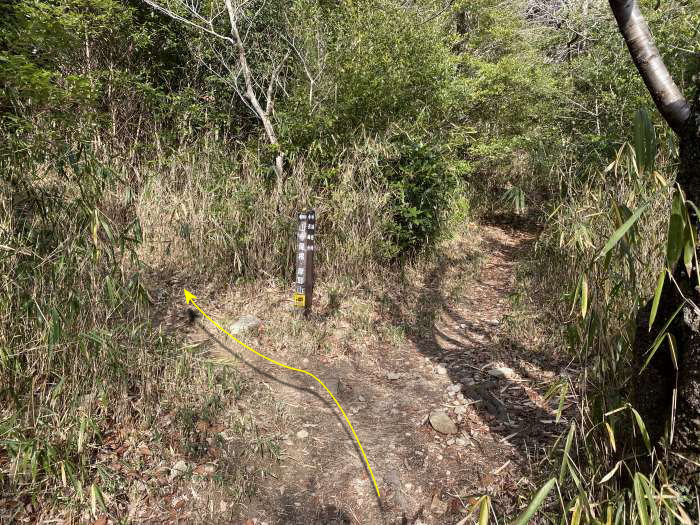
[0,147,259,520]
[0,125,469,520]
[511,111,698,523]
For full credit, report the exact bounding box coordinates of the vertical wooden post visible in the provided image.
[293,210,315,317]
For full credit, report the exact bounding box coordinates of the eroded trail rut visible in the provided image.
[197,224,567,524]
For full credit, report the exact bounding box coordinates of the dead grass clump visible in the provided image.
[0,151,284,522]
[136,143,395,285]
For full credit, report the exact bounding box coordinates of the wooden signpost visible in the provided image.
[294,210,315,317]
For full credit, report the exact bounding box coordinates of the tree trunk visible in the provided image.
[633,246,700,484]
[667,113,700,484]
[608,0,700,486]
[608,0,690,134]
[224,0,285,180]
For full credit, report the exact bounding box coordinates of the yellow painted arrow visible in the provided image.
[183,289,381,498]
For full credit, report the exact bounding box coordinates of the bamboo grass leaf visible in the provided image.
[640,473,661,525]
[512,478,557,525]
[631,407,652,453]
[642,303,683,373]
[667,191,686,268]
[604,421,617,453]
[634,473,650,525]
[599,460,622,484]
[581,274,588,319]
[556,383,568,423]
[478,496,490,525]
[559,422,576,484]
[571,496,582,525]
[667,333,678,370]
[683,232,694,276]
[648,269,665,331]
[634,108,657,174]
[597,203,649,260]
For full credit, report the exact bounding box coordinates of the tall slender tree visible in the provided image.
[141,0,288,180]
[608,0,700,484]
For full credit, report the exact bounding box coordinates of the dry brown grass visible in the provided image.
[1,133,467,522]
[136,143,395,285]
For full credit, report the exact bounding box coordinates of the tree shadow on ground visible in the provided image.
[377,225,569,476]
[200,325,389,523]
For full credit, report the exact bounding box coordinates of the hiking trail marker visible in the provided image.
[294,210,315,317]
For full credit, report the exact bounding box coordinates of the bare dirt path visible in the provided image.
[187,224,568,524]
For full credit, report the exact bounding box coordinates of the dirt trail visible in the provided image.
[193,224,567,524]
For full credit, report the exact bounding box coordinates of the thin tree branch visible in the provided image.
[142,0,286,179]
[265,51,290,116]
[141,0,232,44]
[224,0,284,178]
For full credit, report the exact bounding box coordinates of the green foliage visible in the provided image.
[0,0,232,159]
[634,109,657,175]
[536,0,698,180]
[501,186,526,215]
[272,0,469,255]
[1,146,157,508]
[449,0,565,213]
[1,0,472,261]
[5,0,697,519]
[526,7,700,516]
[279,0,457,151]
[382,134,457,256]
[512,478,557,525]
[534,104,698,520]
[325,0,455,137]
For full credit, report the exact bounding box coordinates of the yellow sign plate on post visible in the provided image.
[293,293,306,308]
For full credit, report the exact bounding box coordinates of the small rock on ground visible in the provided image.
[430,493,449,515]
[429,410,458,435]
[296,429,309,439]
[229,315,261,335]
[488,366,516,379]
[324,377,340,396]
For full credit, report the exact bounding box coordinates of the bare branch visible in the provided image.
[141,0,232,44]
[142,0,286,179]
[224,0,284,178]
[265,51,290,116]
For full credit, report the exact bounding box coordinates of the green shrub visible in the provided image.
[278,0,457,153]
[382,133,458,256]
